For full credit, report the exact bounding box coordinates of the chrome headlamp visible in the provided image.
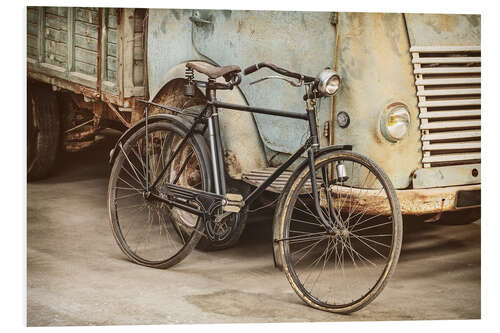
[317,68,341,97]
[380,103,411,142]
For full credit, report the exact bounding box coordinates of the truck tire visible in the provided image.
[27,85,60,181]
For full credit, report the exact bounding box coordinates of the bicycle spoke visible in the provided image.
[350,219,392,233]
[349,233,389,258]
[119,143,146,188]
[115,192,142,201]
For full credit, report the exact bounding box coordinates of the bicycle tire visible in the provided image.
[275,150,402,313]
[108,121,212,269]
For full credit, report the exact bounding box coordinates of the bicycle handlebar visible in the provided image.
[244,62,316,83]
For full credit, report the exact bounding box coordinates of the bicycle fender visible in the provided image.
[271,144,353,270]
[108,114,196,166]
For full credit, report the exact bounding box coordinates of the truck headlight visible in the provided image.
[380,103,410,142]
[317,69,341,96]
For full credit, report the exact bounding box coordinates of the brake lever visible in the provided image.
[249,75,303,87]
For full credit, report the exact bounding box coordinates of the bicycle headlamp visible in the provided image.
[317,69,341,97]
[380,103,411,142]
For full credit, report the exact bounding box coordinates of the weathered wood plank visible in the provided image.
[422,142,481,151]
[74,47,98,65]
[27,21,39,36]
[133,32,143,47]
[417,88,481,97]
[414,66,481,75]
[75,21,98,39]
[75,7,99,24]
[27,46,38,58]
[45,13,67,31]
[422,152,481,163]
[27,34,38,49]
[44,26,67,43]
[74,34,98,52]
[133,46,144,60]
[106,70,117,82]
[418,99,481,108]
[421,130,481,141]
[107,11,118,29]
[45,7,68,17]
[45,40,67,57]
[67,7,74,72]
[107,29,118,44]
[45,7,58,15]
[27,7,39,23]
[418,110,481,119]
[107,56,118,71]
[107,43,117,57]
[415,77,481,86]
[133,62,144,85]
[420,119,481,130]
[410,46,480,53]
[45,53,67,68]
[134,9,146,32]
[75,60,97,76]
[412,57,481,64]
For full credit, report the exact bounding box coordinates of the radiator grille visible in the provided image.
[410,46,481,168]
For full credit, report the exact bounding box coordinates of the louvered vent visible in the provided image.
[410,46,481,168]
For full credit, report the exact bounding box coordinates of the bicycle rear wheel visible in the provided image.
[108,121,211,269]
[275,150,402,313]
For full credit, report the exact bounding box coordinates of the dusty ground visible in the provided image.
[27,135,480,326]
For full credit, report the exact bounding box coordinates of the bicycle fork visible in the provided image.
[305,98,342,233]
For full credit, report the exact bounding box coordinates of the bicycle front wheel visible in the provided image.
[275,150,402,313]
[108,121,212,269]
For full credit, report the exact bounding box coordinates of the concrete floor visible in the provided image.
[27,135,481,326]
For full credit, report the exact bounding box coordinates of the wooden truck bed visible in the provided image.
[27,7,147,109]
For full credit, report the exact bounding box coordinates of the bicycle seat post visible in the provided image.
[206,78,226,196]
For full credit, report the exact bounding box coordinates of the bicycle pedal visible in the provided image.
[225,193,243,202]
[223,193,244,213]
[222,205,241,213]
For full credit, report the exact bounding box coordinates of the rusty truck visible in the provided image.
[27,8,481,248]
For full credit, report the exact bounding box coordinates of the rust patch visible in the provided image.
[27,70,138,107]
[320,184,481,215]
[152,78,205,115]
[63,139,95,152]
[224,149,242,176]
[64,126,97,142]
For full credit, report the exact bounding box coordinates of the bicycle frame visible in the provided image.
[139,78,337,231]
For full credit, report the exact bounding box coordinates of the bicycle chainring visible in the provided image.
[205,211,240,242]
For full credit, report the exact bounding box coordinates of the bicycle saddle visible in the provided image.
[186,62,241,80]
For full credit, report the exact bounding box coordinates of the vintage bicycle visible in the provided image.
[107,62,403,313]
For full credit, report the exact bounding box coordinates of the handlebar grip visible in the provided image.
[244,64,260,75]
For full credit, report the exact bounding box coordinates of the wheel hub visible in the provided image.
[142,190,152,200]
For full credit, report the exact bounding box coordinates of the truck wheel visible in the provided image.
[27,85,60,181]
